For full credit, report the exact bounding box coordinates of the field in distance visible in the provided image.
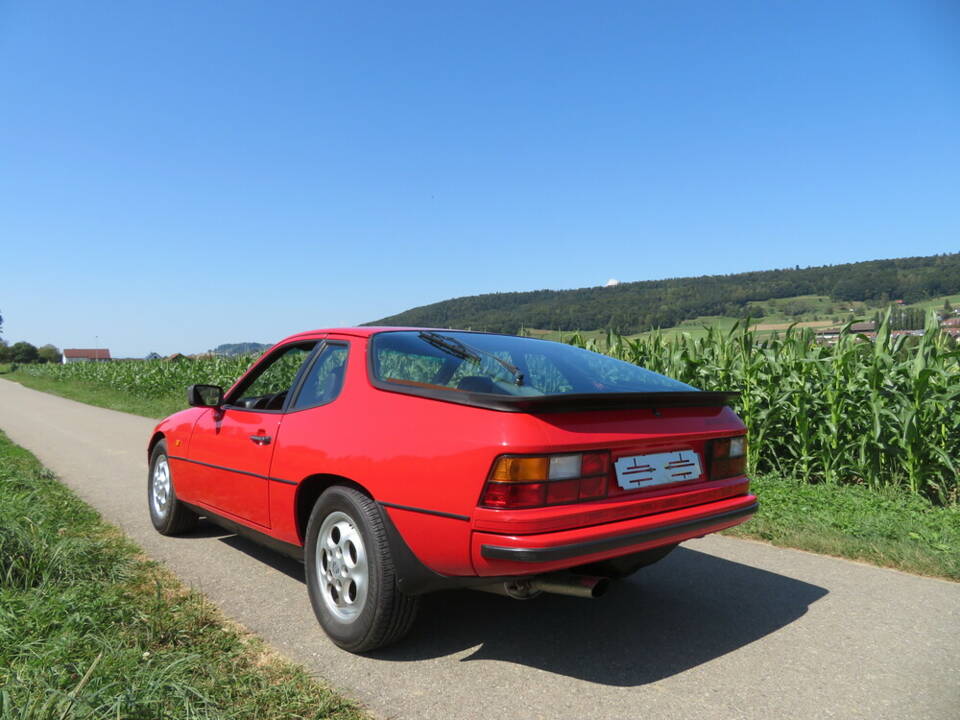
[525,292,960,343]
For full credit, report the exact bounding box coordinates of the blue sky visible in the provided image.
[1,1,957,356]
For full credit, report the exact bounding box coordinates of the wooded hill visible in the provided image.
[366,253,960,334]
[213,342,270,356]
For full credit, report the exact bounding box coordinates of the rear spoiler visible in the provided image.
[490,391,740,413]
[375,382,740,413]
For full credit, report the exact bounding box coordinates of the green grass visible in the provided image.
[2,368,184,418]
[910,292,960,313]
[0,430,366,719]
[748,293,836,313]
[723,474,960,580]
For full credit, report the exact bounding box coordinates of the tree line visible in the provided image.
[0,311,62,364]
[0,341,62,364]
[366,253,960,334]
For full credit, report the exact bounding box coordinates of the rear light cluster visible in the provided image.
[711,436,747,480]
[480,452,610,509]
[479,437,748,510]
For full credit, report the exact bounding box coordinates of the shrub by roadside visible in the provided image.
[0,431,365,720]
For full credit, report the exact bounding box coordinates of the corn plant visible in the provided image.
[570,311,959,505]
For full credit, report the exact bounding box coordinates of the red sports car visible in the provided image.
[147,328,756,652]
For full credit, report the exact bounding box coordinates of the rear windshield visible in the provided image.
[369,331,696,397]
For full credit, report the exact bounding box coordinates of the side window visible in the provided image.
[291,343,349,410]
[228,342,315,410]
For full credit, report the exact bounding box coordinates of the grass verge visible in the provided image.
[723,474,960,580]
[0,430,365,719]
[2,368,183,418]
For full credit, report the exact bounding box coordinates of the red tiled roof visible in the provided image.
[63,348,111,360]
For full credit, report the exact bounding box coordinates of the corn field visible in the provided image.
[18,311,959,504]
[19,355,258,399]
[569,311,959,505]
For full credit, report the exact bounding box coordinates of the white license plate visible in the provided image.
[614,450,702,490]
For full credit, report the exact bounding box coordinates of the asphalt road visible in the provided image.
[1,378,958,720]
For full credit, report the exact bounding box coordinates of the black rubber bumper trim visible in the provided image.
[480,502,759,563]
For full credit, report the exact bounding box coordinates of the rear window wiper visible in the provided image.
[418,331,525,386]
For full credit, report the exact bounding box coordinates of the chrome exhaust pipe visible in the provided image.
[530,573,610,599]
[474,578,539,599]
[474,573,610,600]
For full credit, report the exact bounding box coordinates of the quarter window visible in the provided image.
[291,343,349,410]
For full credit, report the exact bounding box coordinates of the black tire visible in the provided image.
[148,440,198,535]
[574,543,678,579]
[304,486,419,652]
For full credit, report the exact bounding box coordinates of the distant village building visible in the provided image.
[62,348,111,364]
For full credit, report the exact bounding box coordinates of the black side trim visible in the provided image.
[481,502,759,563]
[183,503,304,562]
[169,455,295,485]
[170,455,268,480]
[379,501,470,522]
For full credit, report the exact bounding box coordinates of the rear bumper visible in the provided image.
[472,494,757,576]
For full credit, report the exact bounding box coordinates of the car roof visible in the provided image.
[276,326,501,343]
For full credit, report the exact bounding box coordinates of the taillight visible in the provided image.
[710,436,748,480]
[480,452,610,509]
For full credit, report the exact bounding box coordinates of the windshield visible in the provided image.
[369,331,696,397]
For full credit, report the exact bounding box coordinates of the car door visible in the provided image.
[188,341,317,527]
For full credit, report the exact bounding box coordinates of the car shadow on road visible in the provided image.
[176,519,308,581]
[184,524,827,686]
[371,547,828,686]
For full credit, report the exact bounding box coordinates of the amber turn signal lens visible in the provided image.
[491,456,550,482]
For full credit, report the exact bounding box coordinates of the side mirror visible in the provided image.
[187,384,224,408]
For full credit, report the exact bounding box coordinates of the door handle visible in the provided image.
[249,434,272,445]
